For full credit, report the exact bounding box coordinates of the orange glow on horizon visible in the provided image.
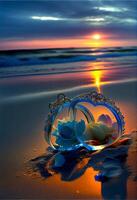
[0,38,137,50]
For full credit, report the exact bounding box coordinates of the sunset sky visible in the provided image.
[0,0,137,50]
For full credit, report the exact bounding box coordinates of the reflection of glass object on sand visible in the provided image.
[29,137,131,183]
[44,91,125,151]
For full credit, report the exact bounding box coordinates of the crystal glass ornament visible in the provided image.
[44,92,125,151]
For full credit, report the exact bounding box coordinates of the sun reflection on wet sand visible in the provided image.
[88,60,137,95]
[89,62,105,93]
[91,70,102,93]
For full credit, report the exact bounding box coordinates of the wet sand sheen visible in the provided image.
[0,76,137,199]
[0,53,137,199]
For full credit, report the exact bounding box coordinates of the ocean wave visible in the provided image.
[0,47,137,68]
[0,47,137,78]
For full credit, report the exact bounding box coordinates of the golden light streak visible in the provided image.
[88,62,104,93]
[92,70,102,93]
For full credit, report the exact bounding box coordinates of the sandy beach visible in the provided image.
[0,0,137,198]
[0,52,137,199]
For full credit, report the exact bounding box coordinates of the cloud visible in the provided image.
[94,6,129,12]
[31,16,62,21]
[31,15,105,23]
[0,0,136,41]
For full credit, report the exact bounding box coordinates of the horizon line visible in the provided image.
[0,45,137,52]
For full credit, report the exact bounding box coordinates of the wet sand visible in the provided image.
[0,63,137,199]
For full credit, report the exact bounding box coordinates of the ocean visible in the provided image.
[0,46,137,78]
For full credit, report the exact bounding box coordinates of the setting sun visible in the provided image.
[92,34,101,40]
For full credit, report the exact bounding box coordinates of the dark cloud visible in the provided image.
[0,0,137,40]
